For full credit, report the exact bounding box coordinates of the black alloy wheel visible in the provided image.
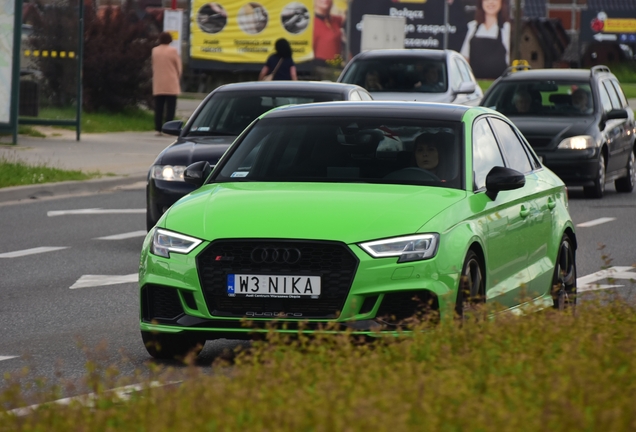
[455,250,486,320]
[141,331,206,360]
[615,150,635,193]
[584,153,606,199]
[551,234,577,311]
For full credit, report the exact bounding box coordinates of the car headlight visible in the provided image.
[557,135,595,150]
[359,234,439,263]
[150,228,203,258]
[150,165,187,181]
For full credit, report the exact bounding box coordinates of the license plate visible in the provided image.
[227,274,321,299]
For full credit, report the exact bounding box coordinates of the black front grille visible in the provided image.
[196,240,359,318]
[141,285,184,322]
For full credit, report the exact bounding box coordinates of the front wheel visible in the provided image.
[551,234,577,311]
[455,250,485,320]
[583,153,606,199]
[615,150,635,193]
[141,331,205,360]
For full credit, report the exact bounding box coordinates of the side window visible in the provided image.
[598,83,614,113]
[449,59,463,88]
[359,90,373,101]
[473,118,505,190]
[456,58,472,83]
[349,91,362,101]
[602,80,621,109]
[489,118,533,174]
[610,79,628,108]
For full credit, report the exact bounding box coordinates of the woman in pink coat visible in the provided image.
[152,32,182,136]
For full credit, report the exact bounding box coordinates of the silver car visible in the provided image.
[337,49,483,106]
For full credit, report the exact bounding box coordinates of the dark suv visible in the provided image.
[480,66,635,198]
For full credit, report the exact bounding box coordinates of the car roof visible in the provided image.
[213,80,367,93]
[351,49,454,61]
[263,101,470,121]
[497,67,614,82]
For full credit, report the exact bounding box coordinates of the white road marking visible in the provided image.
[0,246,69,258]
[0,356,18,362]
[48,209,145,217]
[70,274,138,289]
[578,266,636,292]
[95,231,147,240]
[576,217,616,228]
[8,381,178,417]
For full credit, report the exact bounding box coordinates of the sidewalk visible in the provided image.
[0,96,206,204]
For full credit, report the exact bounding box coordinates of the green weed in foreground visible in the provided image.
[2,300,636,431]
[0,155,96,188]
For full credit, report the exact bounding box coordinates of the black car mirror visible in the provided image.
[485,166,525,200]
[184,161,212,188]
[454,82,476,95]
[162,120,184,136]
[600,108,628,131]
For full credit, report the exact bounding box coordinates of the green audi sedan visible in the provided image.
[139,101,577,359]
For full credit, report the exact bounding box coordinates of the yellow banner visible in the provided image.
[604,18,636,33]
[190,0,314,63]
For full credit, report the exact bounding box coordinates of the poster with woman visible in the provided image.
[459,0,511,79]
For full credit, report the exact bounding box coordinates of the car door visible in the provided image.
[489,117,553,301]
[598,79,629,175]
[603,79,633,175]
[469,116,532,308]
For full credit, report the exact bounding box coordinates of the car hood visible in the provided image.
[369,91,452,103]
[155,135,236,166]
[163,183,467,244]
[510,116,594,144]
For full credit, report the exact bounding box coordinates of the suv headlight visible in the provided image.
[150,228,202,258]
[151,165,187,181]
[359,234,439,263]
[557,135,595,150]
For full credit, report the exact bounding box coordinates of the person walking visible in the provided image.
[152,31,182,136]
[258,38,298,81]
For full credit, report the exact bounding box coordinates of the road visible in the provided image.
[0,182,635,397]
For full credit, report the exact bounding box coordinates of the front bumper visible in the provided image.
[537,148,600,187]
[139,237,460,338]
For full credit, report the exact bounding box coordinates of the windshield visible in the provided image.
[212,116,463,189]
[340,57,448,94]
[186,91,343,137]
[482,80,595,116]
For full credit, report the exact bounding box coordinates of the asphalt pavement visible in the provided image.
[1,96,635,204]
[0,96,204,204]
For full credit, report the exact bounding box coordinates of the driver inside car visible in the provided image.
[414,133,441,175]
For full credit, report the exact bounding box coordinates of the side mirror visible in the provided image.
[184,161,213,188]
[454,81,476,95]
[599,108,628,131]
[161,120,183,137]
[485,166,525,200]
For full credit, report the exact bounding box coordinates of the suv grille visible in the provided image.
[197,240,359,318]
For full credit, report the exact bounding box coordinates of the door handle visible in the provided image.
[520,205,530,218]
[547,197,556,210]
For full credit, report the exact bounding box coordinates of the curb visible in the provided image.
[0,175,147,204]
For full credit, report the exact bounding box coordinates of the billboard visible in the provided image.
[189,0,515,79]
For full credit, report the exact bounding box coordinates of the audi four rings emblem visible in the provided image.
[251,247,302,264]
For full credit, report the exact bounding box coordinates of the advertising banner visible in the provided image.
[581,9,636,45]
[190,0,315,64]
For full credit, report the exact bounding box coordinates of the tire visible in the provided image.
[141,331,205,360]
[455,250,485,320]
[551,234,577,311]
[615,150,635,193]
[583,153,606,199]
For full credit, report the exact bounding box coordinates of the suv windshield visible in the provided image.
[340,58,448,94]
[482,80,595,116]
[212,116,463,189]
[187,91,343,136]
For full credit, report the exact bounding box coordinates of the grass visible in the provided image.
[31,106,155,134]
[2,299,636,430]
[0,154,96,188]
